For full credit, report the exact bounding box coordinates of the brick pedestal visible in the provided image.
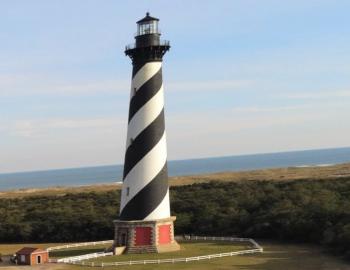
[113,216,180,254]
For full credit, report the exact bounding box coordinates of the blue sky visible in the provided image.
[1,0,350,173]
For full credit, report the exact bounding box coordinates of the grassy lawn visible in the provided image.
[49,244,111,258]
[0,242,110,257]
[1,241,349,269]
[67,241,349,270]
[87,241,250,263]
[0,243,73,256]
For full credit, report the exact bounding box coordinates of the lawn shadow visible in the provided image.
[50,248,105,258]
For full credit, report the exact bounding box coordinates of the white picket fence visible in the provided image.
[46,240,113,251]
[51,252,113,263]
[179,236,263,250]
[49,236,263,267]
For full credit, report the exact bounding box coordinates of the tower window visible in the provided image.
[136,13,160,36]
[126,187,130,196]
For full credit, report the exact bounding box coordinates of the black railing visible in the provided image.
[125,40,170,51]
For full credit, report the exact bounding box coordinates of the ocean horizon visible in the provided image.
[1,147,350,191]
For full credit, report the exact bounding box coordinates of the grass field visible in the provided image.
[82,241,350,270]
[0,242,110,258]
[0,243,72,256]
[0,241,349,270]
[87,241,250,263]
[49,244,111,258]
[1,163,350,269]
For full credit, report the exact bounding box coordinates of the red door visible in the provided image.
[158,224,171,244]
[135,227,152,246]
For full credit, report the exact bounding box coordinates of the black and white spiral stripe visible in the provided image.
[119,61,170,221]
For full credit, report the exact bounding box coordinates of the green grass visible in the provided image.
[49,244,111,258]
[88,241,249,263]
[0,242,73,256]
[0,242,111,257]
[67,241,349,270]
[1,241,349,269]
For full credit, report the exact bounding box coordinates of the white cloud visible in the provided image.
[166,104,350,160]
[232,105,310,113]
[167,79,252,92]
[281,90,350,100]
[0,116,128,173]
[12,121,36,138]
[0,73,252,96]
[8,117,124,138]
[1,101,349,173]
[0,73,129,96]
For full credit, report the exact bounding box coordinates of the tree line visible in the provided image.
[0,178,349,258]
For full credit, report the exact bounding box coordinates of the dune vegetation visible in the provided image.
[0,164,349,260]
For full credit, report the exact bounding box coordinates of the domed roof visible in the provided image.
[137,12,159,24]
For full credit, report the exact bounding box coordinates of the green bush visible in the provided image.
[0,178,349,258]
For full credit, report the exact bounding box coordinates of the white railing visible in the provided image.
[46,240,113,251]
[177,236,263,250]
[51,236,263,267]
[50,252,113,263]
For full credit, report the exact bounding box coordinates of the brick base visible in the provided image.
[113,216,180,254]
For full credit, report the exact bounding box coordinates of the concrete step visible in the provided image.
[126,245,158,254]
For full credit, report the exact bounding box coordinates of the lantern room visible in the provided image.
[125,12,170,62]
[136,12,160,36]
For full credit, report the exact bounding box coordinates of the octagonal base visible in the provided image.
[113,216,180,254]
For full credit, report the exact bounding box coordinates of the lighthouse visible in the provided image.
[114,13,180,254]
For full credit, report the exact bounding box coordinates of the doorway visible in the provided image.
[121,233,127,246]
[118,228,128,246]
[37,255,41,264]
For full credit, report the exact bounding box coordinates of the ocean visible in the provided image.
[0,147,350,191]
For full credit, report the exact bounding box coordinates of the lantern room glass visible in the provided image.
[137,21,158,36]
